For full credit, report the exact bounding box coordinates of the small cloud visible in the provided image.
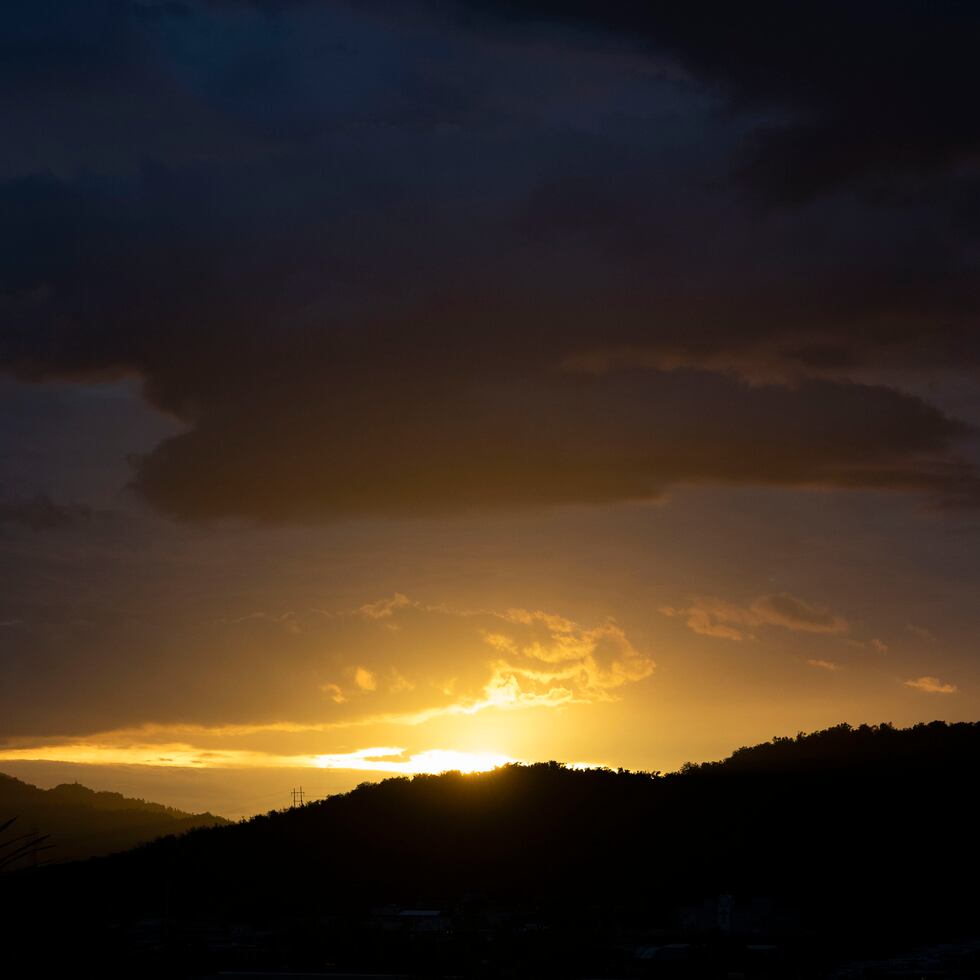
[904,675,957,694]
[481,611,655,703]
[661,592,847,642]
[807,659,840,671]
[660,604,752,641]
[354,666,377,692]
[357,594,412,620]
[870,638,888,654]
[320,683,346,703]
[752,593,848,634]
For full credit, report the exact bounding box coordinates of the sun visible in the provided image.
[404,749,514,775]
[310,747,515,775]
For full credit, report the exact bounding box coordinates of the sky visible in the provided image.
[2,1,980,818]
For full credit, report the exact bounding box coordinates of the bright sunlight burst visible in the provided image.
[312,747,515,775]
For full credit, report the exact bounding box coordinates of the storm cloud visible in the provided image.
[2,1,980,522]
[453,0,980,200]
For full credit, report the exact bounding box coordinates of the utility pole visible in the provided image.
[290,786,305,807]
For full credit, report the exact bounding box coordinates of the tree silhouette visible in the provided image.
[0,817,52,872]
[4,721,980,976]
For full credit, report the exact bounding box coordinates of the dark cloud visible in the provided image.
[129,369,979,521]
[450,0,980,202]
[1,1,979,522]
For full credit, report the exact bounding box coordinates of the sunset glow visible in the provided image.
[313,748,516,775]
[0,742,517,775]
[5,6,980,976]
[1,0,978,827]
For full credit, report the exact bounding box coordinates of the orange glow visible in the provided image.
[0,741,517,775]
[312,747,515,774]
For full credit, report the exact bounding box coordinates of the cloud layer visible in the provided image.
[904,675,958,695]
[1,2,980,521]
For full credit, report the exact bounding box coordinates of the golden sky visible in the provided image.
[2,464,975,817]
[2,3,980,818]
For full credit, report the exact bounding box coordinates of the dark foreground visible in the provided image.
[3,722,980,978]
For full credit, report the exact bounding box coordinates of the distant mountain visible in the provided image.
[0,772,229,865]
[4,721,979,977]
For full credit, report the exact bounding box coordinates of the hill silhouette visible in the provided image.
[4,721,979,977]
[0,772,228,866]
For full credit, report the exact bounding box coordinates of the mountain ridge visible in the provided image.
[4,721,978,976]
[0,770,229,865]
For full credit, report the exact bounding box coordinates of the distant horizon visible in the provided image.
[1,717,968,820]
